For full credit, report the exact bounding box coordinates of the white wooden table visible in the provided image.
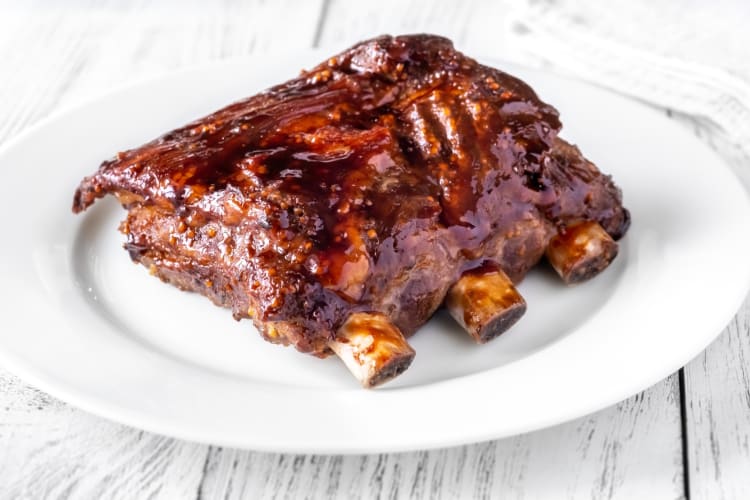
[1,1,749,498]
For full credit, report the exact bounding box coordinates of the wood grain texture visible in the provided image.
[316,0,521,60]
[192,377,683,499]
[665,109,750,500]
[0,0,325,143]
[0,377,208,499]
[0,370,683,499]
[684,283,750,500]
[9,0,750,498]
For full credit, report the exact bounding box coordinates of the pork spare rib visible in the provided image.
[73,34,630,387]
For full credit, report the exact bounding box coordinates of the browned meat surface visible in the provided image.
[73,34,629,386]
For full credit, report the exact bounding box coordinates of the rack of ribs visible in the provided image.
[73,34,630,388]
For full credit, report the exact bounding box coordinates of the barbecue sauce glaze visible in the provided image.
[74,35,629,355]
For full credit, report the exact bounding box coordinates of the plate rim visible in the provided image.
[1,52,750,454]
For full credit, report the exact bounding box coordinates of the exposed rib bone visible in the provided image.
[546,221,618,284]
[446,264,527,343]
[329,312,415,388]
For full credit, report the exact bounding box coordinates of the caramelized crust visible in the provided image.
[73,34,629,356]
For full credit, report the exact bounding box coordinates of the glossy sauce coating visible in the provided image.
[445,262,527,343]
[74,35,629,355]
[545,220,619,284]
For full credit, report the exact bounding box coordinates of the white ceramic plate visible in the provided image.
[1,50,749,454]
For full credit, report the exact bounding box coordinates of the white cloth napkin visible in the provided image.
[504,0,750,163]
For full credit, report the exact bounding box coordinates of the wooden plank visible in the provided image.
[315,0,519,59]
[0,375,208,499]
[0,376,680,498]
[0,0,325,142]
[663,109,750,500]
[684,293,750,500]
[192,377,683,499]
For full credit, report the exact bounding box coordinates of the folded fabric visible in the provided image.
[505,1,750,161]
